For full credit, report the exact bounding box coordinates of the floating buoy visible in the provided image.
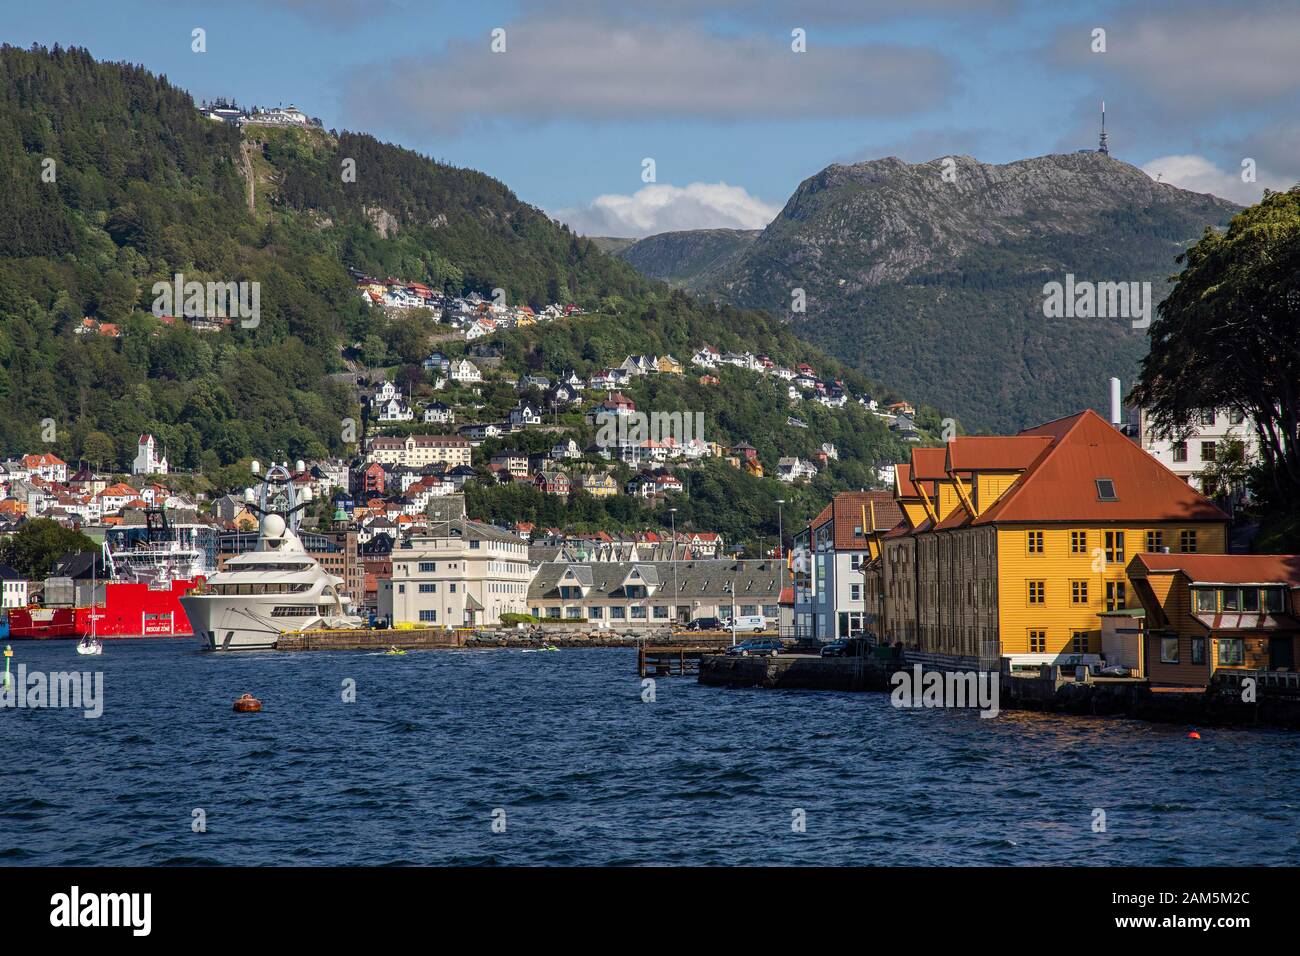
[1187,730,1201,739]
[233,693,263,713]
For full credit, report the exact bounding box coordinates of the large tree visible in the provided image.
[1132,187,1300,502]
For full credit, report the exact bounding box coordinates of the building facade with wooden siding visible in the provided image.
[868,410,1229,669]
[1129,553,1300,686]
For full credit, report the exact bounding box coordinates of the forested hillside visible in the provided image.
[0,44,931,499]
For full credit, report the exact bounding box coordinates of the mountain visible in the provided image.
[614,154,1239,432]
[0,44,930,512]
[615,228,759,290]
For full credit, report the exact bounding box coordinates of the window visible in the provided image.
[1160,636,1180,663]
[418,562,436,573]
[419,609,437,622]
[1229,408,1246,425]
[1071,580,1089,605]
[1218,638,1244,666]
[610,606,626,619]
[1105,581,1126,611]
[1179,530,1198,553]
[653,606,669,619]
[1146,530,1164,552]
[1199,409,1216,426]
[1027,531,1044,554]
[1172,442,1188,463]
[419,583,436,593]
[1191,637,1205,665]
[1263,588,1284,613]
[763,605,779,618]
[850,584,861,601]
[469,540,480,549]
[1193,589,1216,613]
[1070,531,1087,554]
[1200,441,1217,463]
[1220,588,1240,612]
[1028,630,1046,653]
[1027,581,1045,605]
[449,583,457,593]
[1242,588,1260,613]
[1105,531,1125,564]
[587,606,604,619]
[1096,478,1118,500]
[1072,631,1091,654]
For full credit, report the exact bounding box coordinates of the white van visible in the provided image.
[728,615,768,634]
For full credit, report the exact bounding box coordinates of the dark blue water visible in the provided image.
[2,640,1297,865]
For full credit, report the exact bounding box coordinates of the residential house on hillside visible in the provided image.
[450,359,481,383]
[777,457,818,483]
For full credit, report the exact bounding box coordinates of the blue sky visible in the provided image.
[7,0,1297,235]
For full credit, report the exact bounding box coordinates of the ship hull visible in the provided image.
[179,596,287,651]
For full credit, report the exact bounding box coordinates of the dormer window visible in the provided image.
[1095,478,1117,501]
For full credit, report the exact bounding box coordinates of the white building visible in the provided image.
[132,435,168,476]
[379,518,532,627]
[0,566,29,608]
[1128,405,1258,494]
[450,359,481,383]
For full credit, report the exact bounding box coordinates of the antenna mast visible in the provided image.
[1098,101,1109,155]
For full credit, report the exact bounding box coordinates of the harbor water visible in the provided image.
[2,641,1297,866]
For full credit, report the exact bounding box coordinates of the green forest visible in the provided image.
[0,44,931,544]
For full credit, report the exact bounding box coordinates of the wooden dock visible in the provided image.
[637,639,731,677]
[275,627,469,651]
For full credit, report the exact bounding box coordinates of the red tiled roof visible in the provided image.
[946,435,1052,472]
[973,409,1228,525]
[909,447,949,481]
[1132,553,1300,585]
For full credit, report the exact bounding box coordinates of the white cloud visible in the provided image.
[1140,154,1290,206]
[556,182,780,237]
[1050,3,1300,115]
[344,17,952,133]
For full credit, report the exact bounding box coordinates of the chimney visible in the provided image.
[1109,377,1123,428]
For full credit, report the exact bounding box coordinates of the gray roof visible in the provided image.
[529,559,783,602]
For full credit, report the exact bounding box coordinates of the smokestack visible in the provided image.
[1109,377,1122,427]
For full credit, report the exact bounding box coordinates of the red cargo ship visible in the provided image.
[7,579,201,640]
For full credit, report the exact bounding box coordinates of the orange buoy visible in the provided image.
[233,693,263,713]
[1187,730,1201,739]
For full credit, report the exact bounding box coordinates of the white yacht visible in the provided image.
[181,461,363,650]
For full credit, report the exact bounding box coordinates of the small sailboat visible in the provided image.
[76,566,104,655]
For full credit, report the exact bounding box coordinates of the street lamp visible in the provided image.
[669,507,679,626]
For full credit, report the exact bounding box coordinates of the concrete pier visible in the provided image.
[698,653,1300,729]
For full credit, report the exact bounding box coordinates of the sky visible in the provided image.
[6,0,1297,236]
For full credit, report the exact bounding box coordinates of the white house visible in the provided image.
[776,457,818,483]
[450,359,481,383]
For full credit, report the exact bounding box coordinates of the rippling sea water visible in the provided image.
[2,640,1297,866]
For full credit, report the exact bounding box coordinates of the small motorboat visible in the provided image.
[385,646,407,656]
[75,637,103,656]
[523,644,561,653]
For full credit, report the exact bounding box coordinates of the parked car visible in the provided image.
[728,614,768,634]
[726,638,783,658]
[687,616,724,632]
[821,637,872,658]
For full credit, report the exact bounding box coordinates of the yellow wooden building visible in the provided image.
[868,409,1228,669]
